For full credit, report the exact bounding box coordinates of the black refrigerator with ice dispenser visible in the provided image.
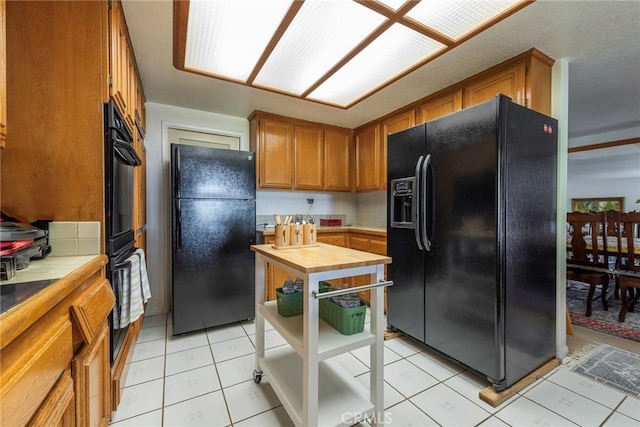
[171,144,256,335]
[387,95,557,391]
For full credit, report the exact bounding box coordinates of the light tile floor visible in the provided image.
[110,312,640,427]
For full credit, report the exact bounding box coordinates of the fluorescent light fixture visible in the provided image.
[185,0,293,82]
[406,0,521,40]
[254,1,385,95]
[309,23,445,106]
[177,0,531,108]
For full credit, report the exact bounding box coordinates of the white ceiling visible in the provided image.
[122,0,640,139]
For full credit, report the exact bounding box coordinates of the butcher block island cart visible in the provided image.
[251,243,392,427]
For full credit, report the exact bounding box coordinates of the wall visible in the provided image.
[144,102,250,316]
[567,125,640,212]
[356,191,386,228]
[568,178,640,212]
[257,190,357,225]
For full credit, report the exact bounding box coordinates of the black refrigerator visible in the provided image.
[387,95,557,391]
[171,144,256,335]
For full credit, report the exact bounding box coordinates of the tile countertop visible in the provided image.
[0,255,101,285]
[0,255,104,315]
[257,225,387,237]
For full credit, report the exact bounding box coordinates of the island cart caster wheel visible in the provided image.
[253,370,263,383]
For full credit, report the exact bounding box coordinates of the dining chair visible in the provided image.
[566,211,612,317]
[616,211,640,322]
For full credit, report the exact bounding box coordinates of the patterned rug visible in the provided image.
[566,281,640,342]
[570,344,640,399]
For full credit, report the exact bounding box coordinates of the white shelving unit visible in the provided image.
[251,243,392,427]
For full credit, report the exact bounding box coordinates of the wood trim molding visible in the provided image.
[173,0,189,69]
[568,137,640,153]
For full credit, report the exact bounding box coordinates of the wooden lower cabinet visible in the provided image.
[73,322,111,427]
[31,370,76,427]
[348,233,387,309]
[0,256,114,427]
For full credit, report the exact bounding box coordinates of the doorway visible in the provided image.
[167,128,240,150]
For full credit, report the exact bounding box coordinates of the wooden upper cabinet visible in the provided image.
[294,124,324,191]
[109,0,128,119]
[255,116,294,189]
[355,123,381,191]
[463,61,525,108]
[417,89,462,124]
[109,0,145,134]
[381,110,415,190]
[135,74,146,137]
[0,0,6,148]
[462,49,553,115]
[324,128,351,192]
[250,112,352,192]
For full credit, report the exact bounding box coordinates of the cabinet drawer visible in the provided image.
[349,236,369,252]
[369,239,387,255]
[317,234,347,247]
[0,317,73,426]
[70,277,115,345]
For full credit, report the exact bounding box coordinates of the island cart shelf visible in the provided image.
[251,243,392,427]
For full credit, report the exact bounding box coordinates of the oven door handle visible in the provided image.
[114,259,132,272]
[114,138,142,166]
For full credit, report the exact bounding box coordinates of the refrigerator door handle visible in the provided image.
[414,155,424,251]
[176,199,182,249]
[174,145,181,199]
[422,154,432,251]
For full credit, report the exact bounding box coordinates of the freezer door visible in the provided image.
[171,144,256,200]
[386,124,427,342]
[423,100,503,382]
[172,199,256,335]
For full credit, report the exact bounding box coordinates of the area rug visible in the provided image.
[566,281,640,342]
[570,344,640,399]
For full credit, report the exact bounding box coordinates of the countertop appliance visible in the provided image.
[171,144,256,335]
[387,95,557,391]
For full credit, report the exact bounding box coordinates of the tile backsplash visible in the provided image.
[48,221,100,256]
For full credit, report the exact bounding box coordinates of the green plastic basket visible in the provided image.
[275,287,303,317]
[319,298,366,335]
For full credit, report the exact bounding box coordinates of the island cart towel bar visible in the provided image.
[250,243,392,427]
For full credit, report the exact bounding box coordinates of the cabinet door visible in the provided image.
[109,0,128,119]
[463,62,525,108]
[30,370,75,427]
[324,128,351,192]
[349,235,370,302]
[73,322,111,427]
[258,117,294,189]
[355,124,381,191]
[417,89,462,124]
[0,0,6,148]
[294,124,324,191]
[135,74,146,137]
[382,110,415,190]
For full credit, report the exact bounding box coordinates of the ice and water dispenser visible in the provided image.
[390,177,415,229]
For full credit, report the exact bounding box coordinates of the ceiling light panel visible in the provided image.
[253,1,385,95]
[185,0,293,82]
[407,0,521,40]
[309,23,445,106]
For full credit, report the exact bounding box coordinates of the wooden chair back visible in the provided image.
[566,211,609,269]
[619,211,640,274]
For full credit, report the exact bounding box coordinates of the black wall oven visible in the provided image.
[104,100,141,364]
